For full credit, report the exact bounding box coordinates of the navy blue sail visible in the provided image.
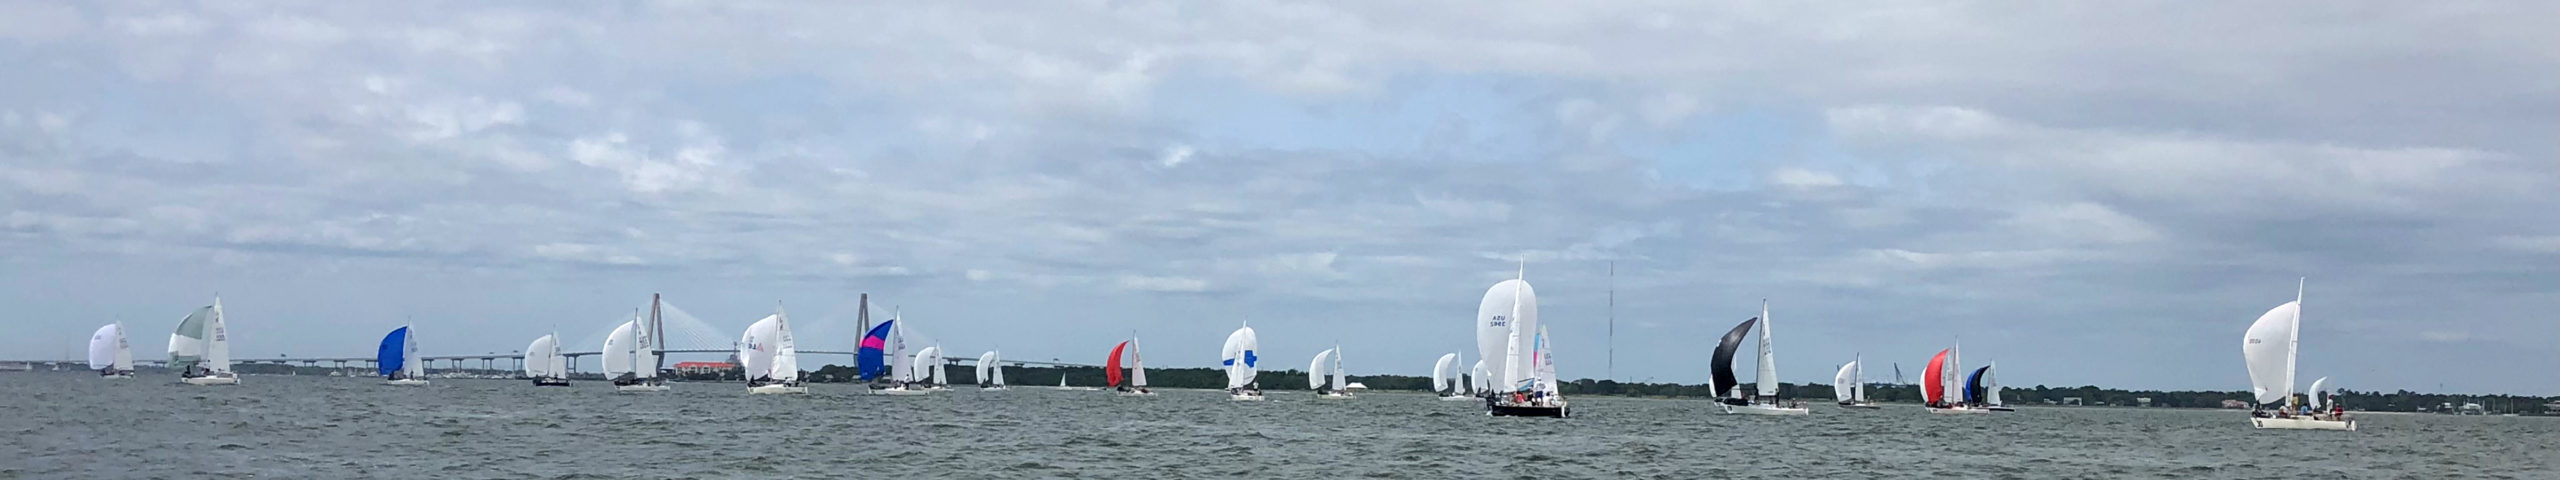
[377,326,409,378]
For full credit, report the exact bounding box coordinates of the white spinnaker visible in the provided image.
[1469,360,1489,393]
[89,324,121,370]
[1129,340,1146,387]
[602,321,637,378]
[1476,279,1538,393]
[1308,348,1334,389]
[2243,301,2301,405]
[1834,361,1859,403]
[978,351,997,385]
[2307,376,2329,409]
[914,345,944,385]
[525,335,557,378]
[1433,353,1459,392]
[739,314,781,380]
[1756,301,1778,398]
[1222,325,1258,389]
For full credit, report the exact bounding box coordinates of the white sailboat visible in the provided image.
[1713,300,1806,415]
[742,304,807,395]
[864,313,929,396]
[1468,359,1491,396]
[1980,362,2014,411]
[977,350,1007,390]
[1222,323,1263,401]
[170,298,238,385]
[1311,346,1353,399]
[1835,355,1879,409]
[2245,279,2353,430]
[89,322,134,379]
[380,325,429,386]
[1112,335,1155,396]
[914,345,949,391]
[1433,352,1472,400]
[525,333,569,386]
[1483,266,1566,417]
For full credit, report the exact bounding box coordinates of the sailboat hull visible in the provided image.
[2252,417,2356,431]
[102,373,133,380]
[532,378,571,387]
[1116,390,1156,396]
[1316,392,1356,399]
[1927,406,1990,414]
[1836,402,1882,410]
[182,375,240,386]
[979,386,1008,391]
[1438,394,1478,401]
[616,384,670,392]
[1486,402,1569,418]
[1722,403,1809,415]
[747,384,808,395]
[1230,393,1265,401]
[874,387,932,396]
[1986,406,2015,412]
[384,379,431,386]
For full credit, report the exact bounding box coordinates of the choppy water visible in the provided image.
[4,373,2555,478]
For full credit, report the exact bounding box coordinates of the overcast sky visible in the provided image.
[4,2,2554,394]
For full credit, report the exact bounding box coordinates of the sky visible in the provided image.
[3,1,2555,394]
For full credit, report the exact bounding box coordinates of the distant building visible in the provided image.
[2062,397,2083,406]
[2135,397,2153,407]
[2221,399,2250,409]
[674,361,736,375]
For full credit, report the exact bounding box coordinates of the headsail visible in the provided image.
[1711,318,1757,399]
[2307,376,2329,409]
[1128,338,1146,388]
[1469,360,1489,394]
[2243,300,2301,405]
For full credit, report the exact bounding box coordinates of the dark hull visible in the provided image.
[1488,403,1568,417]
[1986,406,2015,412]
[532,378,571,387]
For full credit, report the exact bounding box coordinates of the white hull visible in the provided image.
[2253,417,2356,431]
[747,384,808,395]
[182,375,239,386]
[1316,392,1355,399]
[874,387,932,396]
[1117,391,1156,397]
[102,374,133,380]
[1722,403,1810,415]
[1927,406,1990,414]
[979,386,1008,391]
[1230,393,1265,401]
[1438,395,1478,401]
[384,379,431,386]
[1837,402,1882,410]
[616,384,670,393]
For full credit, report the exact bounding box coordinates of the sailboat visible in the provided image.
[1972,362,2013,411]
[378,326,428,385]
[1433,353,1472,400]
[89,322,133,378]
[2245,279,2353,430]
[170,298,239,385]
[1482,268,1566,417]
[378,326,430,386]
[1110,336,1155,396]
[1222,322,1263,401]
[1835,355,1879,409]
[860,316,927,395]
[915,345,950,391]
[1468,360,1492,396]
[1923,342,1986,414]
[604,311,668,392]
[741,304,808,395]
[977,350,1007,390]
[525,333,569,386]
[1710,301,1806,415]
[1310,346,1353,399]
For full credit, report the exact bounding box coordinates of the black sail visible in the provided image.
[1965,366,1992,405]
[1711,317,1758,399]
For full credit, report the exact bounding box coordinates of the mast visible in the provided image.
[2286,278,2303,405]
[1607,260,1614,381]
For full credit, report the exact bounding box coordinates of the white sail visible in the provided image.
[1834,361,1859,403]
[1308,348,1334,389]
[633,312,658,379]
[1331,347,1347,391]
[525,334,562,378]
[2243,300,2301,405]
[1221,325,1259,389]
[889,318,913,383]
[1942,341,1964,406]
[1984,362,2003,405]
[1433,353,1460,392]
[1502,327,1526,392]
[89,324,128,371]
[602,321,637,379]
[2307,376,2329,409]
[1476,278,1537,392]
[1856,355,1868,402]
[738,314,782,381]
[978,350,999,386]
[1469,360,1489,394]
[207,298,232,373]
[403,326,424,379]
[771,307,799,383]
[914,345,944,385]
[1756,300,1778,398]
[1129,339,1147,387]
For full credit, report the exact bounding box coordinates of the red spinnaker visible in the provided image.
[1923,348,1950,405]
[1106,341,1129,386]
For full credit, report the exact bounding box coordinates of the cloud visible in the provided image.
[1117,275,1209,293]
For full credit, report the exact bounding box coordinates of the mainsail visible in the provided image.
[1128,338,1147,388]
[1984,363,2003,406]
[770,307,800,383]
[1534,326,1556,397]
[1755,301,1778,398]
[1710,318,1758,399]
